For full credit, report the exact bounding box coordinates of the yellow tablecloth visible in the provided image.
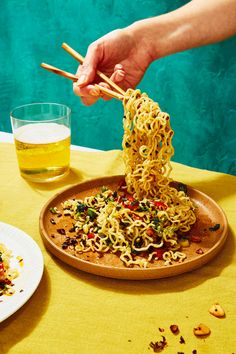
[0,143,236,354]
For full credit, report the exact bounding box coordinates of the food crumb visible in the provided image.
[209,303,225,318]
[57,228,66,235]
[209,223,220,231]
[158,328,165,333]
[170,324,179,334]
[16,256,24,267]
[179,336,185,344]
[193,323,211,337]
[149,336,167,352]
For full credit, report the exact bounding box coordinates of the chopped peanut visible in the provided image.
[193,323,211,336]
[209,303,225,318]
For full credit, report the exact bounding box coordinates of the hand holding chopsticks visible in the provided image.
[40,43,125,101]
[61,43,125,96]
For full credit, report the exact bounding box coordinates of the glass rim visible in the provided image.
[10,102,71,123]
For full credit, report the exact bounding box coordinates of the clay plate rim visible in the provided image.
[39,175,228,280]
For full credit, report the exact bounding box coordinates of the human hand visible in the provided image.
[73,28,154,105]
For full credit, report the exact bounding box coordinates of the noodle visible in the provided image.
[123,89,174,199]
[0,243,18,296]
[59,89,196,268]
[122,89,196,236]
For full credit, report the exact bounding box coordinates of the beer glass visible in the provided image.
[10,103,71,182]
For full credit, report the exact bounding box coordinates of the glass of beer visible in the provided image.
[10,103,71,183]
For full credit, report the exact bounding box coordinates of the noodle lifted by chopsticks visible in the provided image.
[59,89,196,268]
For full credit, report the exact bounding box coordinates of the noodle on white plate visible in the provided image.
[0,243,19,296]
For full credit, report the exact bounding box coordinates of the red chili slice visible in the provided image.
[146,228,155,237]
[154,201,167,210]
[190,235,201,243]
[132,214,143,221]
[87,233,95,239]
[127,203,139,211]
[126,194,135,202]
[155,249,166,260]
[0,262,5,280]
[0,262,5,272]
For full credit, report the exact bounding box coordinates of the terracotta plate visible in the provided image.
[39,175,228,280]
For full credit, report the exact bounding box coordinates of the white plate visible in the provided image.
[0,222,44,322]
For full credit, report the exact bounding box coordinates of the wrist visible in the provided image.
[127,14,190,61]
[125,20,160,65]
[127,16,169,61]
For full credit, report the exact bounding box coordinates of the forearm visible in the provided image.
[128,0,236,60]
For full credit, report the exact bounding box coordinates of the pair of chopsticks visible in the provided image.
[40,43,125,101]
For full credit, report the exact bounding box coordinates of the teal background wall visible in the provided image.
[0,0,235,175]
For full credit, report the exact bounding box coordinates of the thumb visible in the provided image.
[76,43,101,87]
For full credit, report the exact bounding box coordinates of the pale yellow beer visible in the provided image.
[14,122,70,182]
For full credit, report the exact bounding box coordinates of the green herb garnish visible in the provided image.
[49,207,59,214]
[76,203,86,213]
[87,208,97,221]
[178,183,187,194]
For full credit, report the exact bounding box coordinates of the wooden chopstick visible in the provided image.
[40,62,124,101]
[61,42,126,96]
[41,63,78,81]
